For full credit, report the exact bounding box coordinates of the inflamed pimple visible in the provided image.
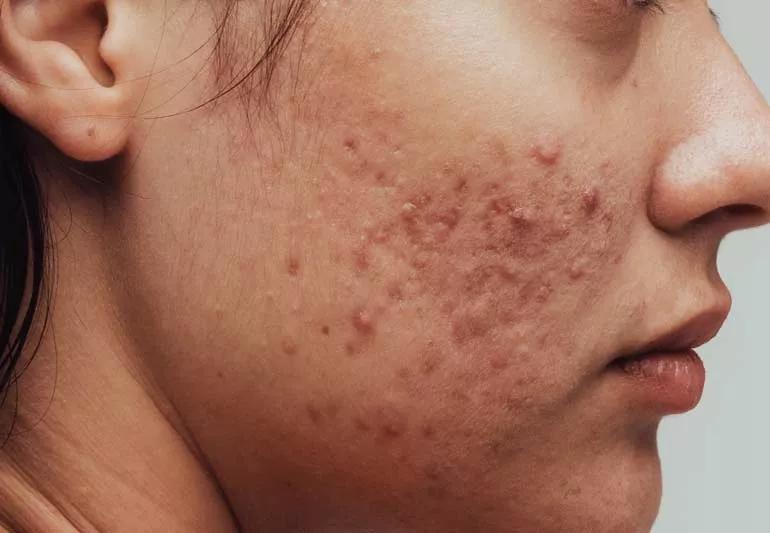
[351,307,375,336]
[529,133,563,166]
[581,187,600,215]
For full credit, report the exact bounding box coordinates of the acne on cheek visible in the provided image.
[326,131,616,356]
[302,128,622,449]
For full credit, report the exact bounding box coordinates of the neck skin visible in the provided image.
[0,148,238,532]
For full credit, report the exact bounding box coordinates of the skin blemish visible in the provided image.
[421,424,436,439]
[454,178,469,194]
[353,245,370,272]
[451,309,493,345]
[87,126,96,138]
[569,264,586,280]
[378,406,407,439]
[529,133,562,166]
[286,255,301,277]
[490,353,510,370]
[351,307,376,336]
[343,137,358,152]
[581,187,600,216]
[281,337,298,356]
[324,402,340,418]
[424,463,442,481]
[387,282,404,301]
[354,417,371,432]
[345,341,359,357]
[420,354,442,376]
[367,225,392,245]
[306,404,323,425]
[321,325,330,336]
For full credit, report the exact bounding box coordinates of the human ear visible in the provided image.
[0,0,157,161]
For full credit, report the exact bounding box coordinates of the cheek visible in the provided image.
[307,120,629,410]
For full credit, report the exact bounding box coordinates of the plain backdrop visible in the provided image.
[653,1,770,532]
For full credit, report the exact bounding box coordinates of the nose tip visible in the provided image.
[649,118,770,234]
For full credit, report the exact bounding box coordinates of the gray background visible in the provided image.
[654,1,770,532]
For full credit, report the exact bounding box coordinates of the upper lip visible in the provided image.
[613,293,732,363]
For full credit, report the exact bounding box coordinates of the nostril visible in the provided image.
[692,203,767,228]
[723,204,765,217]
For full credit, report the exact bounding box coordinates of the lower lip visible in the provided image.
[608,350,706,415]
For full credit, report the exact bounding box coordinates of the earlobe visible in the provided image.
[0,0,148,162]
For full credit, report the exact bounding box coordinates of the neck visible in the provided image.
[0,158,238,532]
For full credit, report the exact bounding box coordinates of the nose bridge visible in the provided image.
[649,34,770,233]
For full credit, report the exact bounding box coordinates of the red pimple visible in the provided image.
[581,187,600,215]
[343,137,358,151]
[281,338,298,356]
[530,134,562,166]
[351,307,375,336]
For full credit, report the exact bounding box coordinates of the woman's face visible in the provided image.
[108,1,770,531]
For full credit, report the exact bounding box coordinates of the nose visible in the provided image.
[649,39,770,235]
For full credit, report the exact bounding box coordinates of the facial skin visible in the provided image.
[1,1,770,532]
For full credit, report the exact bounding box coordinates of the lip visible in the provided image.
[608,349,706,415]
[605,295,731,416]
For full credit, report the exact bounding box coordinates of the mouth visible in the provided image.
[605,303,730,416]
